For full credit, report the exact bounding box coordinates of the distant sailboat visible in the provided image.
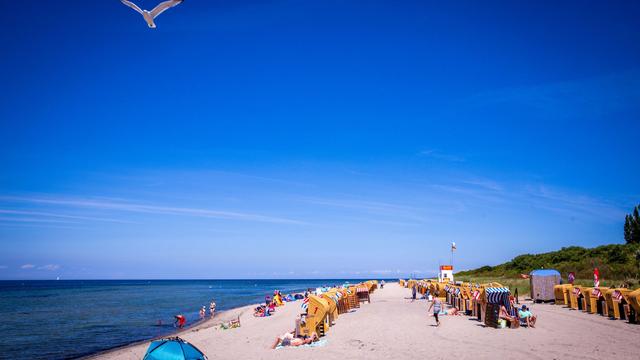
[56,276,60,281]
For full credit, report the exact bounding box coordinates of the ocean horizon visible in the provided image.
[0,279,391,359]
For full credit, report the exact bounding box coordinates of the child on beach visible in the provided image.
[427,298,442,326]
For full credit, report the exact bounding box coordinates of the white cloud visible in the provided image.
[21,264,35,269]
[38,264,61,271]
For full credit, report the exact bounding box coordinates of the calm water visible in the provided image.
[0,279,367,359]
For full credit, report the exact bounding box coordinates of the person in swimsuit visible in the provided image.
[209,300,216,318]
[271,331,319,349]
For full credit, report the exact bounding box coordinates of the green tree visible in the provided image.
[634,207,640,243]
[625,215,633,243]
[624,205,640,244]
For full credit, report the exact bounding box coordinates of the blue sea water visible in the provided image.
[0,279,369,359]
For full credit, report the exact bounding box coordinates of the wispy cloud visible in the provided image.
[521,184,626,222]
[0,216,78,224]
[38,264,60,271]
[0,209,135,224]
[299,196,427,222]
[457,70,640,120]
[21,264,35,269]
[419,150,465,162]
[0,195,305,225]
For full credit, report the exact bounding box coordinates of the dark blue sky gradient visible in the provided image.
[0,1,638,279]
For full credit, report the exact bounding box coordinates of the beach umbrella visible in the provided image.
[143,337,207,360]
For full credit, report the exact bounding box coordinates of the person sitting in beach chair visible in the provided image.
[518,305,537,328]
[499,305,517,323]
[271,331,319,349]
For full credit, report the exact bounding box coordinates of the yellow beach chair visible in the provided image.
[298,295,330,337]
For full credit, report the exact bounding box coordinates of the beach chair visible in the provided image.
[604,288,632,320]
[356,285,370,303]
[588,288,609,315]
[626,288,640,324]
[297,295,330,337]
[568,286,585,310]
[553,284,572,305]
[320,291,339,325]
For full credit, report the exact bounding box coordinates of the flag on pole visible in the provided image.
[451,242,457,251]
[594,267,600,288]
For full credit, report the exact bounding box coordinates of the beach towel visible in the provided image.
[275,339,328,350]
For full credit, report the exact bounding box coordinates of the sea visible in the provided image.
[0,279,373,359]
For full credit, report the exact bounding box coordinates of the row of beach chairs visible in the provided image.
[553,284,640,324]
[296,280,378,338]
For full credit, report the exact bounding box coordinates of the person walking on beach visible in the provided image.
[210,300,216,318]
[412,284,417,301]
[428,297,442,327]
[199,306,206,320]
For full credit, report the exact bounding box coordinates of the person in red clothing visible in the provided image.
[174,314,186,328]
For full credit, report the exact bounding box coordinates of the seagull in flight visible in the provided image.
[120,0,184,28]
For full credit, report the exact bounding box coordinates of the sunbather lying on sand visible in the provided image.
[271,331,319,349]
[447,307,462,316]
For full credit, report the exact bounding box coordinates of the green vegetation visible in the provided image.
[456,243,640,290]
[624,204,640,244]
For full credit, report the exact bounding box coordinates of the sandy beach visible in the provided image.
[89,283,640,360]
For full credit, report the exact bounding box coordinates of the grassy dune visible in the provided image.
[455,243,640,294]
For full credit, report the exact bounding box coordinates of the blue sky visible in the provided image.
[0,1,639,279]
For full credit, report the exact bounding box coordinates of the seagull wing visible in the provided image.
[121,0,144,15]
[150,0,183,19]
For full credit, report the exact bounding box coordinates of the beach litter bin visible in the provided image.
[143,337,207,360]
[529,269,561,302]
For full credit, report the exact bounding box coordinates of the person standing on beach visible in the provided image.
[199,306,206,320]
[427,297,442,327]
[174,314,186,328]
[412,284,417,301]
[210,300,216,318]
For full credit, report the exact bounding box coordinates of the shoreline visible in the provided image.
[81,302,260,360]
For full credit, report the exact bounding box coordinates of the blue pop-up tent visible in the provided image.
[143,337,207,360]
